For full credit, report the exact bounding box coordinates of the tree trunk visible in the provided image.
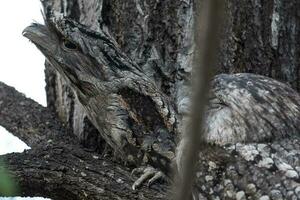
[220,0,300,89]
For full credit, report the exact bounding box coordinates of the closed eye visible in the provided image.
[209,98,228,110]
[62,38,78,50]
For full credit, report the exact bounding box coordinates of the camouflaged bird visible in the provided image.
[23,17,178,189]
[176,74,300,199]
[24,17,300,195]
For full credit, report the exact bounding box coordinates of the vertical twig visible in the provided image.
[174,0,225,199]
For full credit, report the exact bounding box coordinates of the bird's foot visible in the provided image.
[131,166,167,190]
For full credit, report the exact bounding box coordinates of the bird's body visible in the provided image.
[206,73,300,145]
[176,74,300,199]
[23,17,178,177]
[24,17,300,194]
[192,137,300,199]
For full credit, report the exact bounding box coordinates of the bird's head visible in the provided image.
[23,17,142,100]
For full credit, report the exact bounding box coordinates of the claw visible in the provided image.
[131,166,145,176]
[131,166,166,190]
[147,171,165,187]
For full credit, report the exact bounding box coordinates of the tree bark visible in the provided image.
[220,0,300,89]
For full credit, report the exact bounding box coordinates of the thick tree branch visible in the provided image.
[0,81,68,147]
[2,141,167,200]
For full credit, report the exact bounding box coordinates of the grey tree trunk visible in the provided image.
[44,0,300,152]
[220,0,300,88]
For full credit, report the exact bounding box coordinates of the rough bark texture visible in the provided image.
[220,0,300,89]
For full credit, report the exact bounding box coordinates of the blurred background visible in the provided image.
[0,0,48,199]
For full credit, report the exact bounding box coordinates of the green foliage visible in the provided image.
[0,159,17,196]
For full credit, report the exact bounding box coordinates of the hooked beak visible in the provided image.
[23,23,58,56]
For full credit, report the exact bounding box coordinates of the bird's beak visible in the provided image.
[23,23,58,56]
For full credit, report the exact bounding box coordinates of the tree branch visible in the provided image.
[2,140,167,200]
[0,81,68,147]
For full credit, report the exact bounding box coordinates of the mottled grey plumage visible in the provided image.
[177,73,300,199]
[205,73,300,145]
[190,138,300,200]
[23,17,177,181]
[23,17,300,195]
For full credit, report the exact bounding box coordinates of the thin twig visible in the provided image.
[173,0,225,199]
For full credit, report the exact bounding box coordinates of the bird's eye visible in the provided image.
[62,38,78,50]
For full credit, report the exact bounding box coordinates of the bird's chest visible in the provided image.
[86,89,177,172]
